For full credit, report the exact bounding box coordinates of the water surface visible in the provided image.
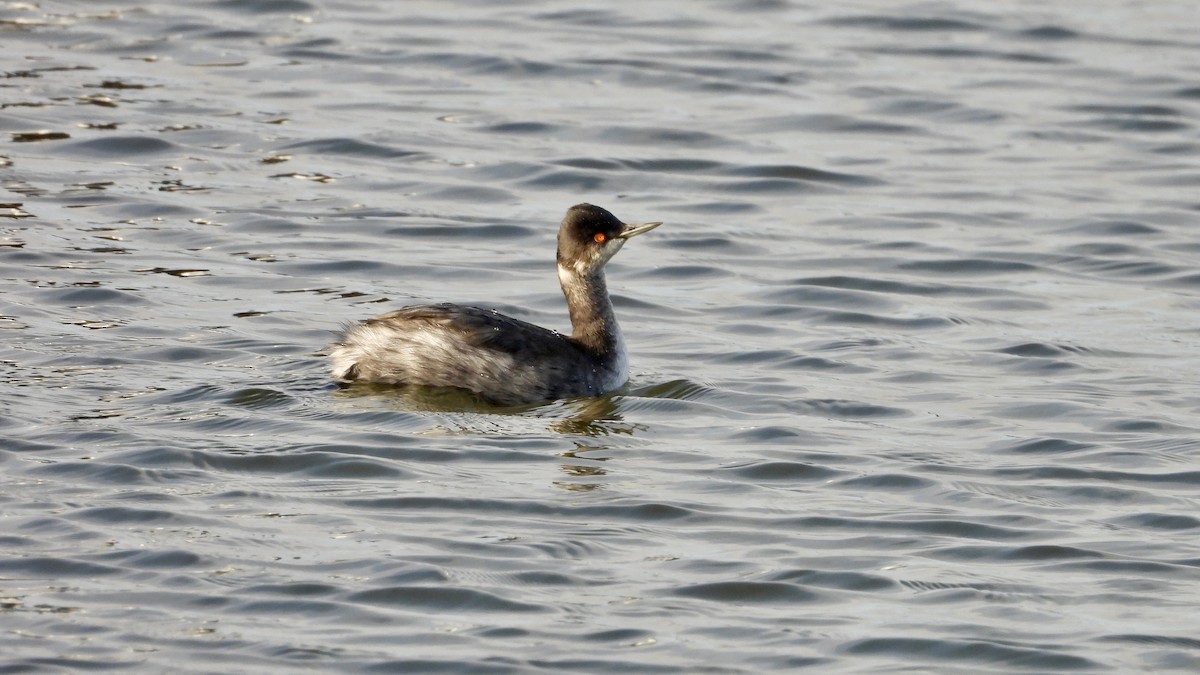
[3,1,1200,672]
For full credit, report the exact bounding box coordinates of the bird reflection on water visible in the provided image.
[331,381,645,437]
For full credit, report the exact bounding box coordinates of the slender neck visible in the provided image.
[558,263,621,354]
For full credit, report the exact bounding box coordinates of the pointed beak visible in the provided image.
[618,221,663,239]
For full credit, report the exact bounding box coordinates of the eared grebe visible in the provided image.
[329,204,662,405]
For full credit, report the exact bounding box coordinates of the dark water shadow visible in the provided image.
[331,382,645,437]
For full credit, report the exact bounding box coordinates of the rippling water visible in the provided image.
[3,1,1200,672]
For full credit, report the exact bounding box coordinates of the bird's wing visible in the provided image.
[362,303,572,357]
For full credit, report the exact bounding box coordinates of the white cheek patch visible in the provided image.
[586,239,624,272]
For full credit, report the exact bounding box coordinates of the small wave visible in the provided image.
[822,15,985,32]
[279,138,427,159]
[347,586,546,613]
[61,136,178,156]
[669,580,824,604]
[842,637,1100,669]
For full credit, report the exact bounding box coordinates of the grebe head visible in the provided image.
[556,203,662,276]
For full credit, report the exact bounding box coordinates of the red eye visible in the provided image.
[593,233,607,243]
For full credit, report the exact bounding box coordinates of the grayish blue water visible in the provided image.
[3,1,1200,672]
